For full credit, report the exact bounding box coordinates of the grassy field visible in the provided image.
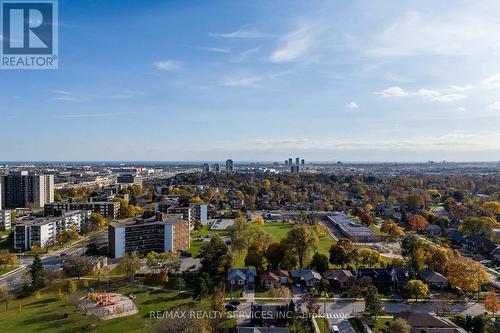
[0,279,224,333]
[231,222,335,267]
[0,265,20,277]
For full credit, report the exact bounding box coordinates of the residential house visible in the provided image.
[426,224,442,236]
[228,268,257,288]
[394,311,467,333]
[491,247,500,262]
[418,271,449,290]
[461,235,497,256]
[392,266,414,291]
[322,269,355,290]
[290,269,322,288]
[260,271,281,289]
[448,230,464,248]
[357,268,394,292]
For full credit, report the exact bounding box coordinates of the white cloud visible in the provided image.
[250,132,500,151]
[345,101,359,110]
[153,60,182,71]
[431,94,466,102]
[367,11,500,57]
[456,107,467,112]
[376,86,409,97]
[209,29,269,38]
[481,73,500,89]
[231,46,262,62]
[223,76,262,88]
[376,86,466,102]
[487,101,500,110]
[270,27,312,63]
[189,46,230,54]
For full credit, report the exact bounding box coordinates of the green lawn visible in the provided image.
[316,316,330,333]
[231,222,335,268]
[0,265,19,277]
[0,279,227,333]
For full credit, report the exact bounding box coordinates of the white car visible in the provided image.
[331,325,340,333]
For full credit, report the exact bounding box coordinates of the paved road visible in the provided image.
[0,231,107,292]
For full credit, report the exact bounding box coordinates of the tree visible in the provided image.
[194,220,203,231]
[265,242,283,269]
[446,256,489,292]
[253,215,265,225]
[0,250,17,269]
[211,288,226,314]
[484,290,500,315]
[406,193,425,210]
[199,235,228,275]
[359,248,380,268]
[459,216,497,238]
[173,277,186,294]
[425,246,452,273]
[284,224,318,268]
[405,279,429,301]
[387,319,411,333]
[88,212,107,232]
[62,256,93,279]
[401,234,425,271]
[483,201,500,214]
[269,286,292,302]
[380,220,404,240]
[0,285,12,311]
[118,252,141,281]
[329,238,356,269]
[407,215,428,232]
[244,242,266,269]
[364,286,383,319]
[30,255,45,290]
[193,276,209,301]
[66,280,77,293]
[44,268,59,288]
[310,253,329,272]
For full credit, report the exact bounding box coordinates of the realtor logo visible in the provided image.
[1,0,58,69]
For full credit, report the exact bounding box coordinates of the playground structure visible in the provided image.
[78,288,138,320]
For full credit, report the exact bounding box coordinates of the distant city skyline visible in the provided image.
[1,0,500,161]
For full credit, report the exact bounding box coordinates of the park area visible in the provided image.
[0,278,216,333]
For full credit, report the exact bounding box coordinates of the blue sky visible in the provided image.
[1,0,500,162]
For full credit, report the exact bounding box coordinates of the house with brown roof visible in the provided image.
[322,269,355,290]
[259,270,289,289]
[394,311,467,333]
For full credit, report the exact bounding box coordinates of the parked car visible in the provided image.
[225,304,237,311]
[331,325,340,333]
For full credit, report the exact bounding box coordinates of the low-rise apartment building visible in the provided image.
[44,201,120,219]
[14,210,91,251]
[108,212,190,258]
[0,210,11,230]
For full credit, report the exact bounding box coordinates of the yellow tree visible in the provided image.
[484,290,500,315]
[447,256,489,292]
[253,215,265,225]
[405,279,429,301]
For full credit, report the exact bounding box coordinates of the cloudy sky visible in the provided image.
[1,0,500,162]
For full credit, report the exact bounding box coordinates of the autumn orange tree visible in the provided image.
[446,256,489,293]
[484,290,500,315]
[407,215,428,232]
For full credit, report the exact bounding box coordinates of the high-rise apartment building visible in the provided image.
[213,163,220,173]
[296,157,300,165]
[226,159,234,172]
[202,163,210,172]
[1,171,54,208]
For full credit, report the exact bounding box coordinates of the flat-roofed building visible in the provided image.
[108,212,190,258]
[116,174,143,185]
[1,171,54,208]
[44,201,120,219]
[0,210,11,230]
[14,210,91,251]
[326,212,382,243]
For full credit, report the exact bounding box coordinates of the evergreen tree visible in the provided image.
[30,255,45,290]
[364,286,383,319]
